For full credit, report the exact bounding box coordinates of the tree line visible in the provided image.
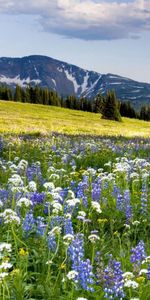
[0,84,150,121]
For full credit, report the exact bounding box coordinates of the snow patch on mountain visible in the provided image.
[64,70,80,93]
[109,82,122,85]
[57,67,63,73]
[81,72,89,94]
[0,75,41,87]
[84,75,102,97]
[52,79,56,87]
[34,66,39,77]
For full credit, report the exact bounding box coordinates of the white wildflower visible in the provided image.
[77,298,88,300]
[63,234,74,242]
[130,172,139,179]
[52,193,63,202]
[87,167,96,176]
[123,272,134,279]
[78,211,86,218]
[0,209,20,225]
[49,174,60,180]
[132,221,140,226]
[9,164,17,172]
[142,172,149,179]
[18,159,28,170]
[48,166,55,172]
[88,234,100,243]
[8,174,23,187]
[139,269,148,275]
[17,197,32,208]
[0,243,12,253]
[91,201,102,213]
[0,272,9,279]
[14,157,20,163]
[52,202,62,213]
[67,270,78,280]
[104,161,111,168]
[46,260,53,265]
[66,213,72,219]
[66,198,80,207]
[48,226,61,236]
[67,190,75,199]
[124,224,130,229]
[28,181,37,192]
[124,279,139,289]
[43,182,55,191]
[54,187,62,192]
[142,256,150,264]
[0,262,12,270]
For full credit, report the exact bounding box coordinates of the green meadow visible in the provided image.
[0,100,150,300]
[0,100,150,137]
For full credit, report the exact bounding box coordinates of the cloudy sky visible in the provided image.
[0,0,150,82]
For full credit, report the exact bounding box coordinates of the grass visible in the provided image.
[0,135,150,300]
[0,100,150,137]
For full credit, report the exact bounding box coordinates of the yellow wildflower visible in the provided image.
[19,248,28,256]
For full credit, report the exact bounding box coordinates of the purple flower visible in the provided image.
[140,180,148,215]
[68,234,94,291]
[103,257,125,299]
[22,210,35,235]
[131,240,146,271]
[124,189,132,224]
[64,218,74,235]
[30,192,45,206]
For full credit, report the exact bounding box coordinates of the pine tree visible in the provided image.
[94,92,105,113]
[101,90,122,122]
[120,101,137,118]
[14,85,22,102]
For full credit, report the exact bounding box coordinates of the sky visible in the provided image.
[0,0,150,83]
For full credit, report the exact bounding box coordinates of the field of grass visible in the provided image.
[0,100,150,137]
[0,100,150,299]
[0,135,150,300]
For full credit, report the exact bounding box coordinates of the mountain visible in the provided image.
[0,55,150,108]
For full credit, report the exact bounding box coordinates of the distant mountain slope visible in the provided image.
[0,55,150,108]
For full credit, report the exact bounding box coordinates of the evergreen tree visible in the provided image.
[120,101,137,118]
[140,105,150,121]
[93,92,105,113]
[101,90,122,121]
[14,85,22,102]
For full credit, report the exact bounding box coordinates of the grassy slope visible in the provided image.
[0,100,150,137]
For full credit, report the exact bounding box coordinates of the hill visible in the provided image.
[0,55,150,109]
[0,100,149,137]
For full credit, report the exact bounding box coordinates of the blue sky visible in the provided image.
[0,0,150,83]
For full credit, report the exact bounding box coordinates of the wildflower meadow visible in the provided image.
[0,134,150,300]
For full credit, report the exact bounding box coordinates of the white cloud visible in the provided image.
[0,0,150,40]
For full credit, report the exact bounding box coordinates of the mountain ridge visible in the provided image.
[0,54,150,109]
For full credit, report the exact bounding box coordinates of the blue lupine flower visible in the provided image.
[26,163,43,184]
[147,265,150,280]
[47,235,57,252]
[103,257,125,299]
[64,218,74,235]
[140,180,148,215]
[130,240,146,271]
[78,259,94,292]
[50,216,64,228]
[22,210,35,235]
[36,216,46,237]
[30,192,45,206]
[68,234,94,291]
[124,189,132,224]
[116,193,124,212]
[92,181,101,202]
